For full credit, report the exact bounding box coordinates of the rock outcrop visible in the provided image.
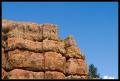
[2,19,88,79]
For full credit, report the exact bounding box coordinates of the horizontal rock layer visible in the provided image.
[2,20,58,40]
[8,69,44,79]
[7,38,66,54]
[6,27,58,41]
[7,49,65,72]
[8,69,66,79]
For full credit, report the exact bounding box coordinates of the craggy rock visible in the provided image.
[42,24,51,39]
[8,69,44,79]
[2,19,14,33]
[2,19,40,34]
[6,24,59,41]
[7,38,42,52]
[43,39,66,54]
[2,68,7,79]
[45,71,65,79]
[45,52,66,72]
[66,58,88,75]
[50,24,58,40]
[23,24,40,34]
[42,24,58,40]
[2,19,88,79]
[64,35,76,47]
[2,48,6,69]
[8,49,44,71]
[65,46,82,58]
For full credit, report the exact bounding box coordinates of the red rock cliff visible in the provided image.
[2,19,88,79]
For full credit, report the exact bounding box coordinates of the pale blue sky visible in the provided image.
[2,2,118,79]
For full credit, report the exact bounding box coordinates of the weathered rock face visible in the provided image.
[7,38,43,52]
[2,19,88,79]
[64,35,77,47]
[43,39,66,54]
[66,58,87,75]
[45,52,66,72]
[8,49,44,71]
[65,46,81,58]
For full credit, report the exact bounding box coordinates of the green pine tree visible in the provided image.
[88,64,100,79]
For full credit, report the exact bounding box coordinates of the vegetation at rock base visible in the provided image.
[88,64,100,79]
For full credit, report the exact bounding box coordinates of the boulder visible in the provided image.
[45,52,66,72]
[8,69,44,79]
[43,39,66,54]
[65,46,82,58]
[8,49,44,71]
[64,35,76,47]
[66,58,88,75]
[45,71,65,79]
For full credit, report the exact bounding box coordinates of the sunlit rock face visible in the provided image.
[2,19,88,79]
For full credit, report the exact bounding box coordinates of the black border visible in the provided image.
[1,0,119,80]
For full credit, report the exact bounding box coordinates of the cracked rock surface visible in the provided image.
[2,19,88,79]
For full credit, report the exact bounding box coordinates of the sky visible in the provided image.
[2,2,118,79]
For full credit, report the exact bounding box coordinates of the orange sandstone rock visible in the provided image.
[65,46,82,58]
[2,68,7,79]
[66,58,87,75]
[45,52,66,72]
[2,48,6,69]
[45,71,65,79]
[7,38,42,52]
[8,49,44,71]
[43,39,66,54]
[2,19,88,79]
[8,69,44,79]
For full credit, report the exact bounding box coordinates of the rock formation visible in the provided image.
[2,19,88,79]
